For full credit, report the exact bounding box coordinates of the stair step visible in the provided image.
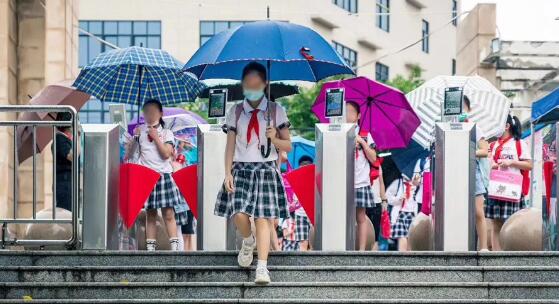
[0,299,558,304]
[1,251,558,267]
[1,282,558,300]
[1,266,558,283]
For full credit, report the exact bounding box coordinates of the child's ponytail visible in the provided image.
[159,117,165,128]
[506,114,522,140]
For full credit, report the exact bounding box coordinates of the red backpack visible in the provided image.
[490,140,530,196]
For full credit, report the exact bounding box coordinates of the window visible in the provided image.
[452,59,456,75]
[452,0,458,26]
[375,62,389,82]
[79,20,161,67]
[376,0,390,32]
[332,0,358,14]
[333,41,357,69]
[78,99,136,124]
[199,21,251,46]
[421,20,429,53]
[78,20,160,123]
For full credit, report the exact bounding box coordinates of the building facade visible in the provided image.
[78,0,460,122]
[0,0,79,228]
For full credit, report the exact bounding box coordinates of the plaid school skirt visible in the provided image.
[282,239,300,251]
[391,211,415,239]
[485,197,525,220]
[146,173,188,211]
[355,185,375,208]
[294,213,311,241]
[215,161,289,219]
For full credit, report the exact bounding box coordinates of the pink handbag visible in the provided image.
[488,169,523,203]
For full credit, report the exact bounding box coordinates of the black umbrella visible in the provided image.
[200,82,299,101]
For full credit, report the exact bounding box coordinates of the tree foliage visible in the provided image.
[385,64,424,94]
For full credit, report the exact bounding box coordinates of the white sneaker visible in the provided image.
[237,236,256,267]
[170,238,180,251]
[255,267,271,285]
[146,239,156,252]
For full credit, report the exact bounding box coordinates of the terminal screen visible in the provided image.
[443,87,463,116]
[325,88,344,118]
[208,89,227,118]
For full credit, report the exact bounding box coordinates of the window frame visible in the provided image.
[332,41,358,69]
[376,0,390,32]
[332,0,358,14]
[421,19,430,53]
[375,62,389,83]
[199,21,251,46]
[452,0,458,26]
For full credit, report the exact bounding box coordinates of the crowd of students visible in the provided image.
[110,61,533,285]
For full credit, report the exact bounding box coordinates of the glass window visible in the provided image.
[117,36,131,48]
[88,37,101,59]
[88,21,102,34]
[79,21,88,31]
[147,36,160,49]
[133,21,147,34]
[199,21,250,46]
[452,0,458,26]
[332,0,357,13]
[105,36,118,50]
[134,36,147,47]
[118,21,132,34]
[452,59,456,75]
[148,21,161,35]
[376,0,390,32]
[422,20,429,53]
[375,62,389,82]
[79,36,88,67]
[104,21,117,35]
[332,41,357,69]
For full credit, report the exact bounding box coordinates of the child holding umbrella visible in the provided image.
[215,62,292,284]
[346,101,378,251]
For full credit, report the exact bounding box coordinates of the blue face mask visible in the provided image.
[243,89,264,101]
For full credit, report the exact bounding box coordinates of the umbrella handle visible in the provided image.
[261,139,272,158]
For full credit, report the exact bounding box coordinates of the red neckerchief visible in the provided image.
[356,129,368,159]
[60,130,73,141]
[246,109,260,145]
[493,135,513,163]
[402,181,412,209]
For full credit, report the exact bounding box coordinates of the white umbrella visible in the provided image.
[407,75,511,149]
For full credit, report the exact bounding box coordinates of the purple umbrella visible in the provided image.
[311,77,420,150]
[127,107,206,134]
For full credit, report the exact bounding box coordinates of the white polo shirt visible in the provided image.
[354,127,375,188]
[491,138,531,176]
[137,124,175,174]
[225,97,290,163]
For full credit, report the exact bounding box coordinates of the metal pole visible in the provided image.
[13,125,17,219]
[32,125,36,219]
[529,123,535,207]
[70,107,79,248]
[52,126,57,220]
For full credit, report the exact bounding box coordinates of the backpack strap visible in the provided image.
[514,139,531,196]
[234,102,243,131]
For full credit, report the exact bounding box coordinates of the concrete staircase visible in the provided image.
[0,251,558,303]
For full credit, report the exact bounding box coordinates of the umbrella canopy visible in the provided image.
[200,82,299,101]
[17,82,90,164]
[407,75,511,149]
[127,107,206,134]
[531,87,559,124]
[183,20,354,81]
[390,139,430,179]
[287,136,315,169]
[311,77,421,150]
[73,46,205,106]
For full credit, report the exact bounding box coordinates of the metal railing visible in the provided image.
[0,105,79,249]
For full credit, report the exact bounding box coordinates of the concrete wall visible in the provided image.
[79,0,458,81]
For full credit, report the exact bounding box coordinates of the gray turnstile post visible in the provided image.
[197,124,233,250]
[434,122,476,251]
[314,123,356,251]
[82,124,120,250]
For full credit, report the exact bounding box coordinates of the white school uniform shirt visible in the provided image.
[137,124,175,174]
[385,178,419,223]
[225,97,290,163]
[354,126,375,188]
[491,138,531,176]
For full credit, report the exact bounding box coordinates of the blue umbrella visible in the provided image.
[74,46,205,115]
[281,136,315,171]
[183,20,354,156]
[391,139,430,179]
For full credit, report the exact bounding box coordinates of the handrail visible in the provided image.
[0,105,79,249]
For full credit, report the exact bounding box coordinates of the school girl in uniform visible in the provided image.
[345,101,378,251]
[486,114,532,251]
[215,62,291,284]
[386,174,419,251]
[129,99,188,251]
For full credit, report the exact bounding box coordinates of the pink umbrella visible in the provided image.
[311,77,420,150]
[17,82,90,164]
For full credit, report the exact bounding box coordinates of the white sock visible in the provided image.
[257,259,267,269]
[243,234,255,245]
